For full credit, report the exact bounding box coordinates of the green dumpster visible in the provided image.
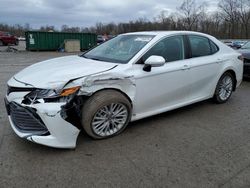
[25,31,97,51]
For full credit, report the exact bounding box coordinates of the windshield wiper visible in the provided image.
[89,57,104,61]
[82,55,105,62]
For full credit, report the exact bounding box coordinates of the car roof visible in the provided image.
[122,31,211,37]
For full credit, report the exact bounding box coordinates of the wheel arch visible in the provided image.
[79,88,134,108]
[61,87,134,131]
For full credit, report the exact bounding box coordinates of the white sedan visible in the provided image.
[5,31,243,148]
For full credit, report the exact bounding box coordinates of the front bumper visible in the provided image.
[5,94,80,149]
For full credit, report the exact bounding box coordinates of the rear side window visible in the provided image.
[188,35,218,58]
[210,40,219,54]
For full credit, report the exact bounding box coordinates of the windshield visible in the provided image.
[241,41,250,49]
[83,35,155,64]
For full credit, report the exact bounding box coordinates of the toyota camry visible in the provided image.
[5,31,243,148]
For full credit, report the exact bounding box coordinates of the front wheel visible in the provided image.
[213,72,234,103]
[0,40,3,46]
[81,90,132,139]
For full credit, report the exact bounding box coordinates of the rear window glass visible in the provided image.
[210,40,219,54]
[189,35,211,57]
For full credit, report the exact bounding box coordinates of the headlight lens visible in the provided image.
[25,86,80,100]
[25,89,59,100]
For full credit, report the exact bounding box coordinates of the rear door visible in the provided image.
[186,35,222,100]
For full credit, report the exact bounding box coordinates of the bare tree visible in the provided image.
[178,0,207,30]
[61,25,69,32]
[219,0,241,38]
[39,25,55,32]
[238,0,250,38]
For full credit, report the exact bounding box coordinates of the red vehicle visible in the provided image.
[0,31,18,46]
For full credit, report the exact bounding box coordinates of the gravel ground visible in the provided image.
[0,43,250,188]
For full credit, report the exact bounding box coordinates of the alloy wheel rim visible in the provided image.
[92,103,128,137]
[218,75,233,101]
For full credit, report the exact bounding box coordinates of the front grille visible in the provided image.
[8,102,49,135]
[7,86,35,95]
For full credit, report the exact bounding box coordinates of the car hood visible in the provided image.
[13,55,117,88]
[237,49,250,59]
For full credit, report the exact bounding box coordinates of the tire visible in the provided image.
[81,90,132,139]
[0,40,3,46]
[213,72,234,104]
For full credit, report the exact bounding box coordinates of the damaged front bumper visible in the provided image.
[5,94,80,149]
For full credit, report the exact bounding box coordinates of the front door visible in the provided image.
[132,35,192,118]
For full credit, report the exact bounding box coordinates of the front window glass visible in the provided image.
[83,35,155,64]
[142,35,185,62]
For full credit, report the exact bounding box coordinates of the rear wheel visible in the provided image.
[0,40,3,46]
[81,90,132,139]
[214,72,234,103]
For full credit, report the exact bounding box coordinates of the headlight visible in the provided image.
[24,86,80,101]
[25,89,60,100]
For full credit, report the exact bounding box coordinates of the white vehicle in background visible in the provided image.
[18,36,26,41]
[5,31,243,148]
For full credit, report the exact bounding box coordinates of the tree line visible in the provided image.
[1,0,250,39]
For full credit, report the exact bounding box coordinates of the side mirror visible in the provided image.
[143,55,165,72]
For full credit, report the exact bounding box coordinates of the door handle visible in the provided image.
[216,59,224,64]
[181,65,189,70]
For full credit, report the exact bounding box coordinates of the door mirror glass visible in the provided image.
[145,55,165,67]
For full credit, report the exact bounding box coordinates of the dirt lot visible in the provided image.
[0,43,250,187]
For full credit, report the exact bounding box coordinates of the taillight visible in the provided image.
[238,55,244,61]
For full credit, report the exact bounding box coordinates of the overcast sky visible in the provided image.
[0,0,219,29]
